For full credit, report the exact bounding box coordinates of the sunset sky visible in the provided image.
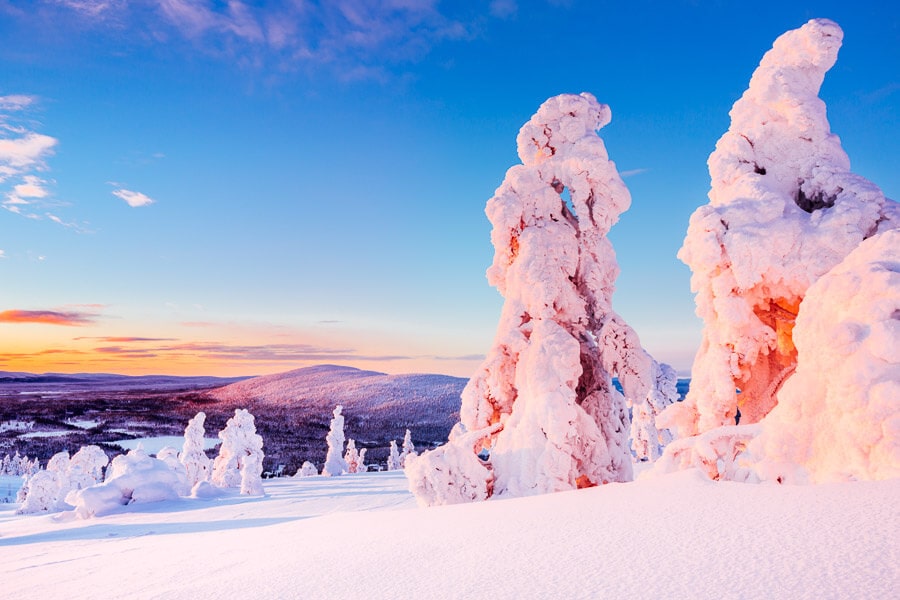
[1,1,897,378]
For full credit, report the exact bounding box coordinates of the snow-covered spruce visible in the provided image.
[407,93,661,505]
[210,408,265,495]
[749,229,900,483]
[67,445,109,492]
[386,440,401,471]
[321,405,348,476]
[181,411,211,487]
[661,19,898,445]
[399,429,416,468]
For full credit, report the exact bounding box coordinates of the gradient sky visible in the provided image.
[0,0,897,378]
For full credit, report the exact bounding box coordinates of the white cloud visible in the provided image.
[13,175,50,198]
[619,168,649,178]
[0,249,6,259]
[112,188,155,207]
[0,132,58,176]
[0,95,35,111]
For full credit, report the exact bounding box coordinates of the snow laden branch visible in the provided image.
[407,93,668,505]
[657,18,898,482]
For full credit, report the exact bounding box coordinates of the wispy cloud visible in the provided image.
[21,1,486,81]
[490,0,518,19]
[619,168,649,178]
[74,336,177,342]
[0,249,5,259]
[0,309,98,326]
[112,187,155,207]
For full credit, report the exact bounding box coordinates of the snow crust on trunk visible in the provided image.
[408,93,657,505]
[661,19,898,441]
[750,229,900,483]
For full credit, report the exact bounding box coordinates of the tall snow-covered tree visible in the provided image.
[659,19,897,446]
[181,411,211,487]
[322,405,348,476]
[407,93,657,505]
[211,409,265,494]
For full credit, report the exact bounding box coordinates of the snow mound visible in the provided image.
[69,448,187,518]
[751,229,900,483]
[663,18,898,440]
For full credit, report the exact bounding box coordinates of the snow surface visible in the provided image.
[1,469,897,599]
[112,436,221,454]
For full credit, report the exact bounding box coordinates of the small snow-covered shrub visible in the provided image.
[295,461,318,477]
[16,470,64,514]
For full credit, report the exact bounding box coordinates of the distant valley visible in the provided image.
[0,365,466,476]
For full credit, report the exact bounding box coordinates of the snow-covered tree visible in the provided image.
[211,409,265,495]
[749,229,900,483]
[399,429,416,468]
[357,448,367,473]
[295,461,318,477]
[344,439,362,474]
[16,470,63,514]
[67,445,109,492]
[659,19,898,445]
[630,361,678,461]
[321,405,348,476]
[386,440,401,471]
[181,411,211,487]
[407,93,657,505]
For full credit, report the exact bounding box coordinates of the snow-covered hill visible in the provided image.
[206,364,466,446]
[1,469,896,599]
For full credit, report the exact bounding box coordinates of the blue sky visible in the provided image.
[0,0,897,377]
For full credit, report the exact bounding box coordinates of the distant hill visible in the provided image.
[205,364,466,447]
[0,371,248,394]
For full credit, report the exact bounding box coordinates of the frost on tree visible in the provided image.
[322,405,348,476]
[749,229,900,483]
[211,408,265,495]
[407,93,657,505]
[661,19,898,443]
[181,411,211,487]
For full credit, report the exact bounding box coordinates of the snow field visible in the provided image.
[1,470,897,599]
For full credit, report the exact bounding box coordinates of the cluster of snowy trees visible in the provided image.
[296,405,417,477]
[16,408,266,517]
[1,451,40,477]
[407,18,897,505]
